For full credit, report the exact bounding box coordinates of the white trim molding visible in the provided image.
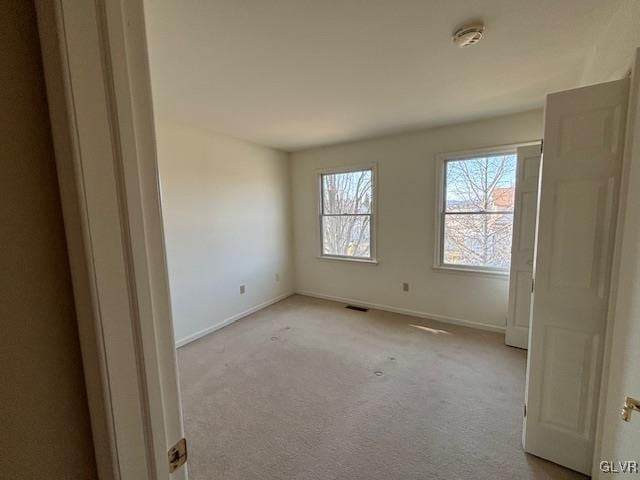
[296,291,507,333]
[316,255,379,265]
[35,4,119,478]
[175,293,294,348]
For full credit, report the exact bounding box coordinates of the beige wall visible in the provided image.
[0,2,97,479]
[156,120,294,344]
[291,110,543,330]
[581,0,640,85]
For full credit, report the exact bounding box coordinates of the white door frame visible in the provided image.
[32,0,640,477]
[35,1,184,479]
[592,49,640,478]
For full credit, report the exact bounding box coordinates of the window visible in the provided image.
[437,150,517,273]
[319,167,375,261]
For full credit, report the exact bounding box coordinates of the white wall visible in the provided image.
[291,110,543,331]
[156,120,294,345]
[581,0,640,85]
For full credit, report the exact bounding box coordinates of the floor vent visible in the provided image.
[345,305,369,312]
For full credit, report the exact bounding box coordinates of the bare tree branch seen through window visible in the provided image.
[443,154,516,269]
[321,169,373,258]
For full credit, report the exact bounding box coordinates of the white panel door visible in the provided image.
[524,78,629,475]
[505,144,541,349]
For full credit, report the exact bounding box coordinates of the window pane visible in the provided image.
[443,213,513,269]
[322,215,371,257]
[445,154,516,212]
[322,170,372,214]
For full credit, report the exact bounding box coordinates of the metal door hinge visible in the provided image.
[524,404,527,418]
[540,139,544,154]
[168,438,187,473]
[621,397,640,422]
[531,277,535,293]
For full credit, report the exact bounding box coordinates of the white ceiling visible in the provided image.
[145,0,622,151]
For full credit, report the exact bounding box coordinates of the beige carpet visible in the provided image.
[177,295,586,480]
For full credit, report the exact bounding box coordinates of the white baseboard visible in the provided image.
[296,290,506,333]
[175,292,294,348]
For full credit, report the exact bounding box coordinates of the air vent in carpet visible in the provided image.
[345,305,369,312]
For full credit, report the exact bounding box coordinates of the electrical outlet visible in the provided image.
[240,285,246,294]
[402,282,409,292]
[275,273,280,282]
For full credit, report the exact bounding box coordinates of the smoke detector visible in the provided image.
[452,24,485,48]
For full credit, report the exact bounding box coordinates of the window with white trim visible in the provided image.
[437,151,517,272]
[319,167,375,260]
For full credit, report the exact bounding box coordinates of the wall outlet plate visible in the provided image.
[240,285,245,294]
[402,282,409,292]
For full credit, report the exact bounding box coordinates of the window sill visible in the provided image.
[317,255,379,265]
[433,264,509,279]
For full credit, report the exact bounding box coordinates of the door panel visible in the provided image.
[523,78,629,475]
[549,179,610,291]
[513,271,533,327]
[519,191,538,246]
[539,325,599,436]
[505,144,541,348]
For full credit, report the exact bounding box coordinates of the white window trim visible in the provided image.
[433,142,537,277]
[316,163,378,264]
